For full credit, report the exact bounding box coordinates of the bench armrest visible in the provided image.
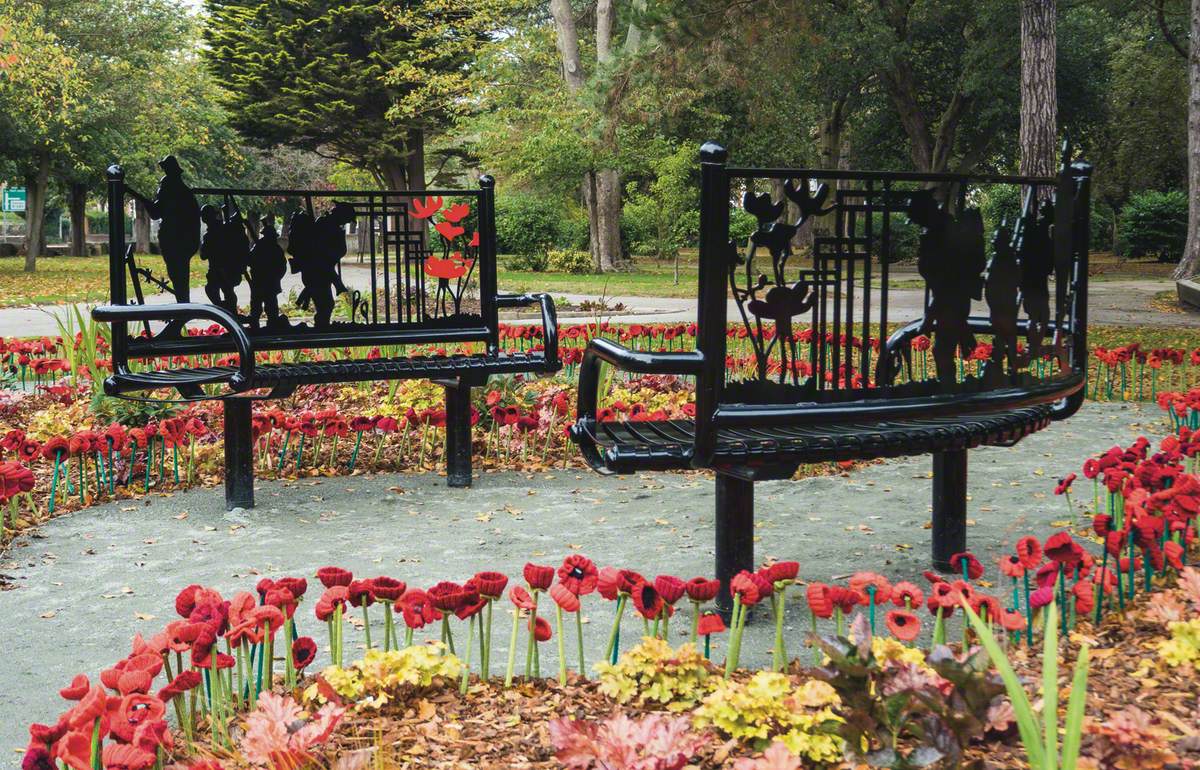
[495,292,560,366]
[575,338,704,422]
[92,303,256,389]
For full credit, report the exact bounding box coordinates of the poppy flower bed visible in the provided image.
[22,410,1200,769]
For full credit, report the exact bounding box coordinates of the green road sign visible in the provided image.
[2,187,26,213]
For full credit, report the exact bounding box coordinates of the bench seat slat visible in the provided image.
[105,352,554,396]
[580,405,1051,474]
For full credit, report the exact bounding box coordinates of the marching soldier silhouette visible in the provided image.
[288,202,356,329]
[198,203,248,316]
[248,215,286,329]
[127,155,200,337]
[908,190,987,387]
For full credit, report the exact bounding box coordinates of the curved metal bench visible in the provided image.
[94,161,559,508]
[572,142,1092,611]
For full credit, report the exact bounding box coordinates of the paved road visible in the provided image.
[0,260,1190,338]
[0,401,1164,762]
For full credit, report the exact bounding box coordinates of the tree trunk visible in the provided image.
[582,172,601,271]
[134,199,152,254]
[22,154,50,272]
[1176,0,1200,279]
[1020,0,1057,187]
[69,182,88,257]
[596,168,622,271]
[406,128,427,252]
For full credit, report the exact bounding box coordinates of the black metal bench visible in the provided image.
[572,142,1092,611]
[94,159,559,509]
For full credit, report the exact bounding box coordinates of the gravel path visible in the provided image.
[0,401,1166,764]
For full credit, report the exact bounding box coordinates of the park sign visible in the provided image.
[1,187,25,213]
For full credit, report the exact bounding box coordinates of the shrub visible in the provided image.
[495,192,587,259]
[595,637,716,711]
[1121,190,1188,261]
[730,209,758,243]
[693,671,843,762]
[304,644,462,709]
[505,251,550,272]
[547,247,593,274]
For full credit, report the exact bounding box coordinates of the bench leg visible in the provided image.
[932,449,967,572]
[444,382,472,488]
[224,398,254,510]
[714,473,754,620]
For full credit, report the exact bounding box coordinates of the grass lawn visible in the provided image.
[0,254,205,307]
[497,253,700,298]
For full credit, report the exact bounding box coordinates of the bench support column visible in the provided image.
[714,473,754,620]
[444,382,473,488]
[932,449,968,571]
[223,398,254,510]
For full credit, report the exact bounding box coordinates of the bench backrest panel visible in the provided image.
[693,144,1092,458]
[107,163,501,359]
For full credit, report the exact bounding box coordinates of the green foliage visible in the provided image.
[693,671,843,762]
[962,600,1090,770]
[1120,190,1188,262]
[729,209,757,243]
[622,144,700,258]
[495,192,585,259]
[595,637,716,712]
[871,212,922,264]
[546,248,592,275]
[809,617,1006,769]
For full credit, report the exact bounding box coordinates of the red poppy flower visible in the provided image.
[399,589,440,629]
[424,255,470,280]
[631,580,665,619]
[806,583,833,618]
[729,571,760,606]
[292,637,318,671]
[1029,585,1054,609]
[442,202,471,223]
[156,670,202,702]
[314,586,349,621]
[949,552,984,580]
[927,583,961,616]
[428,581,466,612]
[557,555,598,596]
[1082,458,1100,479]
[1044,532,1081,566]
[265,587,297,618]
[766,561,800,584]
[473,571,508,599]
[22,745,53,770]
[435,220,466,241]
[653,575,686,605]
[456,579,485,620]
[508,585,536,611]
[530,615,552,642]
[1015,537,1042,569]
[891,581,924,609]
[697,612,726,636]
[102,742,156,770]
[972,594,1003,621]
[53,729,95,770]
[370,576,407,602]
[998,609,1026,632]
[998,554,1025,579]
[523,563,555,591]
[1054,473,1077,495]
[347,580,375,608]
[549,583,580,612]
[829,586,864,614]
[1092,514,1112,537]
[1165,540,1184,571]
[40,436,69,462]
[109,693,165,742]
[685,577,720,602]
[116,669,153,696]
[922,570,946,585]
[885,610,920,641]
[59,674,89,701]
[850,572,893,603]
[316,566,353,589]
[411,196,444,219]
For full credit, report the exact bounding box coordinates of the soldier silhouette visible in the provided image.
[288,202,356,329]
[984,221,1020,385]
[1018,198,1055,362]
[198,204,246,316]
[127,155,200,337]
[248,215,286,329]
[908,190,986,386]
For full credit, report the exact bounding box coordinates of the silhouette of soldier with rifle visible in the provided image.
[287,202,356,329]
[126,156,200,337]
[248,215,286,329]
